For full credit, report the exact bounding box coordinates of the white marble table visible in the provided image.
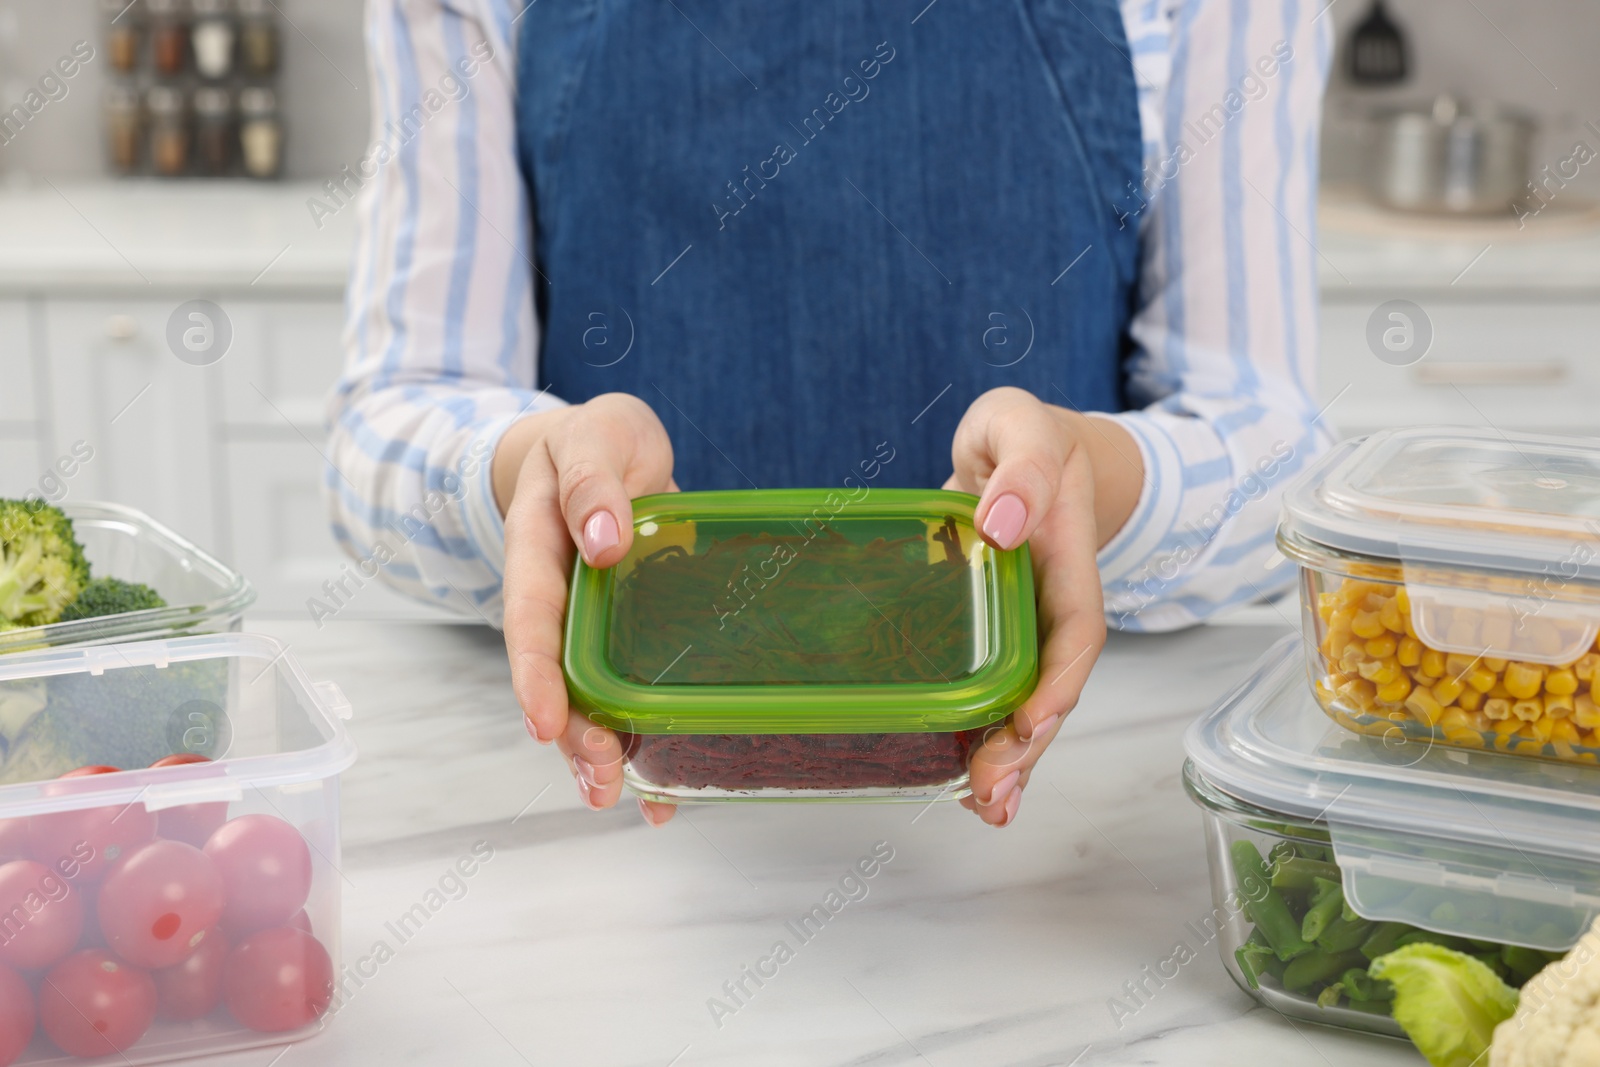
[200,616,1424,1067]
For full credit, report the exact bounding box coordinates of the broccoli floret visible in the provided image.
[59,577,167,621]
[0,499,90,630]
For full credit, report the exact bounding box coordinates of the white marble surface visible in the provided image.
[182,616,1427,1067]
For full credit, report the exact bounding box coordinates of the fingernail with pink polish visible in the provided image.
[575,774,602,810]
[638,798,672,827]
[982,493,1028,550]
[982,769,1020,806]
[1000,788,1022,827]
[572,755,597,786]
[583,510,620,562]
[1023,714,1059,742]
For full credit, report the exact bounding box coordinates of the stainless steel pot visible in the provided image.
[1368,95,1535,215]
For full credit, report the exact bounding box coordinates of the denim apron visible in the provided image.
[516,0,1141,490]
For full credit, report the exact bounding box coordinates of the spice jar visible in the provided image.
[102,0,143,73]
[238,86,282,178]
[193,87,234,175]
[236,0,279,77]
[147,0,190,78]
[563,489,1039,801]
[104,85,143,175]
[147,85,190,176]
[190,0,236,80]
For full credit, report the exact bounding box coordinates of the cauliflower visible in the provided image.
[1492,917,1600,1067]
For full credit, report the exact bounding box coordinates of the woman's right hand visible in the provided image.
[492,393,678,824]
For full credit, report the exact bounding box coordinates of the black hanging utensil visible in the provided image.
[1348,0,1409,86]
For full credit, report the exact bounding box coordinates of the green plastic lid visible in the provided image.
[562,489,1038,734]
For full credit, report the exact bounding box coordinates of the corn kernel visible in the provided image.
[1397,636,1423,668]
[1515,740,1545,756]
[1494,717,1523,735]
[1484,697,1514,721]
[1352,611,1385,639]
[1337,678,1378,713]
[1406,688,1446,726]
[1446,617,1478,647]
[1504,663,1545,701]
[1576,653,1600,684]
[1395,587,1410,613]
[1420,649,1446,677]
[1546,668,1580,696]
[1459,687,1484,712]
[1444,654,1478,678]
[1465,667,1497,694]
[1546,693,1576,719]
[1317,593,1338,622]
[1576,694,1600,729]
[1553,719,1582,744]
[1379,597,1405,634]
[1484,657,1508,672]
[1377,676,1413,704]
[1480,613,1513,651]
[1433,677,1465,706]
[1357,657,1401,685]
[1366,635,1398,658]
[1512,699,1544,722]
[1524,717,1557,743]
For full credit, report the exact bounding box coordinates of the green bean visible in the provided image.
[1232,840,1313,960]
[1283,949,1367,993]
[1359,921,1408,961]
[1317,915,1376,953]
[1270,856,1341,891]
[1502,944,1555,983]
[1395,929,1472,953]
[1301,879,1345,943]
[1316,982,1345,1009]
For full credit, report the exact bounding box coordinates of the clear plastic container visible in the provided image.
[0,503,254,657]
[563,489,1037,802]
[1280,427,1600,764]
[0,633,355,1064]
[1184,634,1600,1036]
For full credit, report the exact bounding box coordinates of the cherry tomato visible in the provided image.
[203,816,312,935]
[0,859,85,971]
[99,841,225,969]
[28,776,157,886]
[0,963,34,1067]
[0,820,29,865]
[149,755,230,848]
[223,927,333,1033]
[38,950,157,1058]
[152,927,229,1021]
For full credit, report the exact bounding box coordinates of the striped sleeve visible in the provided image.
[324,0,559,624]
[1097,0,1336,632]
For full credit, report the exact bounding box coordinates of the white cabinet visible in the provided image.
[43,300,218,548]
[0,300,37,426]
[1318,296,1600,438]
[0,438,40,498]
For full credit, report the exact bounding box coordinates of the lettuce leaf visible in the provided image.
[1369,943,1519,1067]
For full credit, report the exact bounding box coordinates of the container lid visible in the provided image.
[1186,634,1600,950]
[563,489,1037,734]
[1281,427,1600,663]
[0,502,256,655]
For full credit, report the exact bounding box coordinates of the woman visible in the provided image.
[327,0,1332,827]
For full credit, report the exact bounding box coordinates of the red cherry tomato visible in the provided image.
[0,963,34,1067]
[152,927,229,1021]
[59,766,120,778]
[28,784,158,887]
[0,859,85,971]
[98,841,225,969]
[203,816,312,935]
[0,820,26,865]
[149,755,230,848]
[223,927,333,1033]
[38,950,157,1058]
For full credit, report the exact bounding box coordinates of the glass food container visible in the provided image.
[146,85,189,177]
[193,87,234,175]
[190,0,235,80]
[0,633,354,1063]
[101,0,143,73]
[1280,426,1600,765]
[1184,634,1600,1037]
[563,489,1038,801]
[104,85,143,175]
[0,502,254,657]
[146,0,190,78]
[235,0,278,77]
[238,86,281,179]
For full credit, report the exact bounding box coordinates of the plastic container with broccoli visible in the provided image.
[0,500,253,656]
[0,632,354,1066]
[1184,634,1600,1041]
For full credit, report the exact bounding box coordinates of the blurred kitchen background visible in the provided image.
[0,0,1595,618]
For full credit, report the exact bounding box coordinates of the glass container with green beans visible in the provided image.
[562,489,1038,802]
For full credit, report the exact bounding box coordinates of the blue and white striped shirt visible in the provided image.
[326,0,1335,632]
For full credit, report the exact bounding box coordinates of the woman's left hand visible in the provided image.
[945,387,1119,827]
